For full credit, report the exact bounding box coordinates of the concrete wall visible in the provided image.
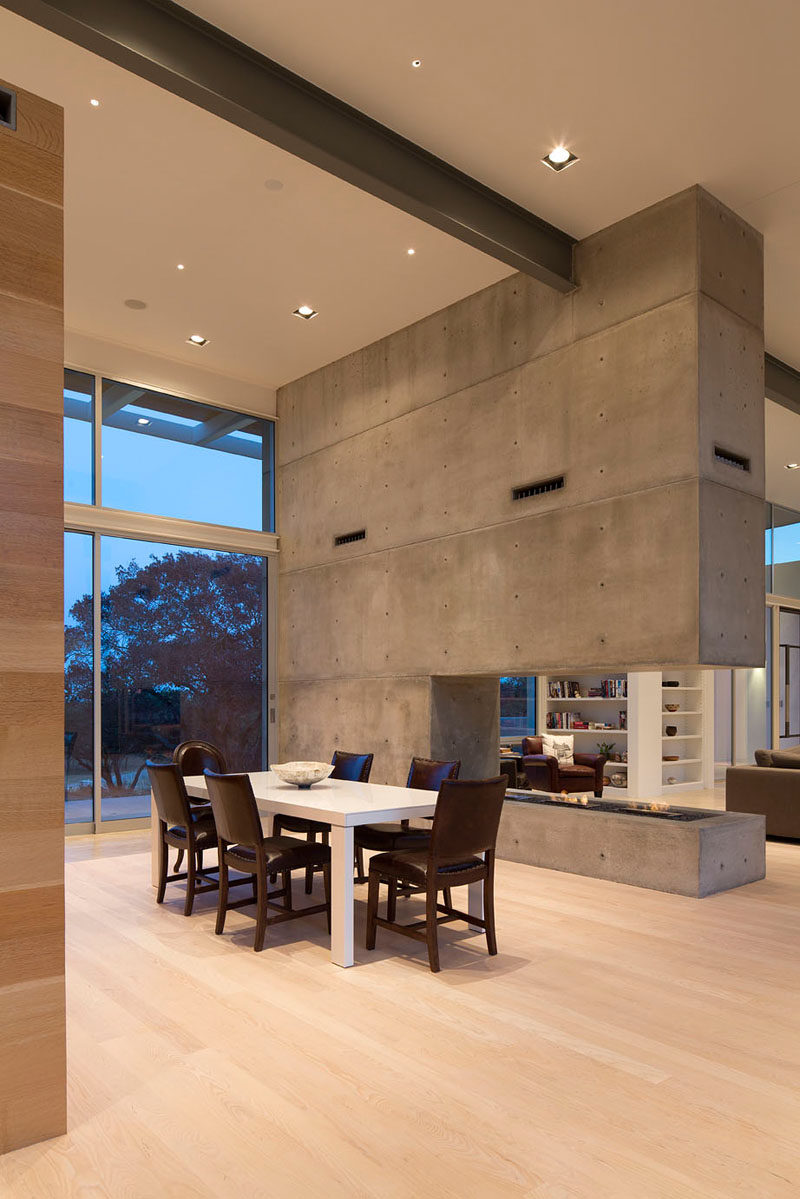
[0,79,66,1151]
[277,187,765,783]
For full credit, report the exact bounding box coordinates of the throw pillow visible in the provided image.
[542,733,574,766]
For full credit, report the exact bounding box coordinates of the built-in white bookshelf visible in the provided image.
[537,674,631,796]
[659,669,714,794]
[533,670,715,799]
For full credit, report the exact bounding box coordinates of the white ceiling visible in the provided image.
[183,0,800,373]
[0,8,509,391]
[5,0,800,508]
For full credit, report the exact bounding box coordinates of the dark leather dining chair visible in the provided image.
[204,770,331,952]
[354,757,460,883]
[366,775,507,973]
[171,739,227,871]
[273,750,374,893]
[147,761,220,916]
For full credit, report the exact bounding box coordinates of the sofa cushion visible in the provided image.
[754,749,773,767]
[770,751,800,769]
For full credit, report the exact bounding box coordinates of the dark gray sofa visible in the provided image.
[726,746,800,838]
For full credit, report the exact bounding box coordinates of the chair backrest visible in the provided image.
[330,750,374,782]
[173,739,227,777]
[204,770,263,849]
[147,761,193,828]
[521,736,543,755]
[428,777,507,865]
[406,756,461,790]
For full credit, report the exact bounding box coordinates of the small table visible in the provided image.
[167,772,485,967]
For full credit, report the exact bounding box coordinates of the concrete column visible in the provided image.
[430,676,500,779]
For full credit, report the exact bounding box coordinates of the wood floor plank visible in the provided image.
[0,831,797,1196]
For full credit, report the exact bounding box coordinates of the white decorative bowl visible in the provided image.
[271,761,334,789]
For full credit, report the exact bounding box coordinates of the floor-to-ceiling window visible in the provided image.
[499,676,536,739]
[63,370,277,831]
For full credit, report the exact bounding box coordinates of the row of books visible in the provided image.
[546,713,625,731]
[547,678,628,698]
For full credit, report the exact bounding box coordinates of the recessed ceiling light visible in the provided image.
[177,263,185,271]
[264,178,284,191]
[786,462,800,470]
[90,98,100,107]
[542,146,579,172]
[187,334,209,346]
[293,305,318,320]
[411,59,422,68]
[407,248,416,256]
[124,298,147,309]
[137,417,150,426]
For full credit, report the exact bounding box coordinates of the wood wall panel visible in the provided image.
[0,80,65,1154]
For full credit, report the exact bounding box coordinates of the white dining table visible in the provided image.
[154,771,484,967]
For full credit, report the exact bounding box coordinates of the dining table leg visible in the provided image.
[329,824,355,967]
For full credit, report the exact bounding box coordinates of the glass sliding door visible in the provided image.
[99,536,266,821]
[64,531,94,824]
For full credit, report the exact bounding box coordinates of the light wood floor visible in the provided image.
[1,827,799,1198]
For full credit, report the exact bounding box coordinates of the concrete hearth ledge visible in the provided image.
[496,795,765,897]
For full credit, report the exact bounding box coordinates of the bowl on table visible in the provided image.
[271,761,334,789]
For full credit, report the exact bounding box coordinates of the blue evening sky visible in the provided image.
[64,398,269,618]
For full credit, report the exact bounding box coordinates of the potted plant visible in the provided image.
[597,741,616,760]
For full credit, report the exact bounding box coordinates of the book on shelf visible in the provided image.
[548,680,583,699]
[600,677,627,698]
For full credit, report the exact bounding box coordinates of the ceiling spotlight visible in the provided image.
[124,298,147,310]
[407,248,416,256]
[542,146,579,172]
[187,334,209,346]
[264,178,284,191]
[177,263,185,271]
[786,462,800,470]
[90,98,100,107]
[411,59,422,68]
[137,417,150,426]
[293,305,318,320]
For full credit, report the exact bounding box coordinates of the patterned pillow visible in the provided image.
[542,733,574,766]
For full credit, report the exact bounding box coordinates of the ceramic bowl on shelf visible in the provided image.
[662,754,679,762]
[610,773,626,787]
[271,761,334,789]
[664,703,680,712]
[666,776,678,785]
[665,725,677,736]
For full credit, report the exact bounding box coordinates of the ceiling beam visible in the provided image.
[101,382,146,416]
[193,410,251,446]
[4,0,576,291]
[765,353,800,417]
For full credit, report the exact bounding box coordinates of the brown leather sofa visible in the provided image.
[726,747,800,838]
[521,736,607,796]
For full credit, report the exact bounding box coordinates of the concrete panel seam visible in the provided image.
[277,290,703,467]
[279,475,704,578]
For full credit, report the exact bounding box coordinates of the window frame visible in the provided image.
[63,365,279,834]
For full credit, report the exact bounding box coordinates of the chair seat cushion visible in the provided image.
[225,835,331,875]
[355,823,431,852]
[166,815,217,850]
[368,849,486,888]
[557,764,595,778]
[274,813,329,835]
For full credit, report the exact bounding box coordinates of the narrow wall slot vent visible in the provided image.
[0,87,17,131]
[713,446,750,473]
[334,529,366,547]
[512,476,565,502]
